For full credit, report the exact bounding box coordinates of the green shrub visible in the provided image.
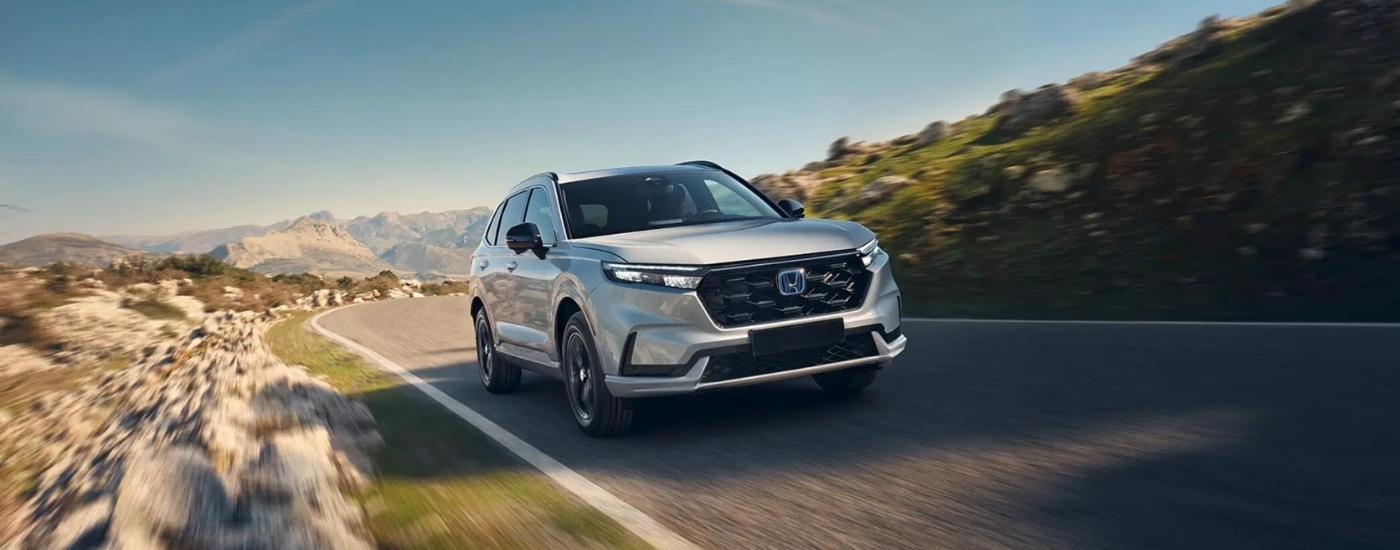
[155,254,229,278]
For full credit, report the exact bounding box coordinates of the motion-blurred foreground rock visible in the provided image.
[1,274,383,549]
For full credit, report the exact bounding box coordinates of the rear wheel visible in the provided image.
[813,366,879,396]
[562,312,633,437]
[476,310,520,394]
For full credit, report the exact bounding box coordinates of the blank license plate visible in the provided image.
[749,319,844,356]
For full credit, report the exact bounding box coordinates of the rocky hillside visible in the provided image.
[751,0,1400,321]
[0,270,383,548]
[0,234,141,269]
[211,218,397,277]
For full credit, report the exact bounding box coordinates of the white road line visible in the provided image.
[309,307,701,550]
[903,318,1400,328]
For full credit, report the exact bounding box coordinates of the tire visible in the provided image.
[475,309,520,394]
[813,366,879,396]
[561,312,634,437]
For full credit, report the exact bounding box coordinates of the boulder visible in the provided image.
[841,176,910,209]
[912,121,949,149]
[1029,167,1074,193]
[991,85,1078,134]
[110,447,231,548]
[46,496,114,550]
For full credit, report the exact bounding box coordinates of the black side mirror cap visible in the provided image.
[504,222,544,253]
[777,199,805,219]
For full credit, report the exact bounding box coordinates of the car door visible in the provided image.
[505,186,565,362]
[479,190,530,346]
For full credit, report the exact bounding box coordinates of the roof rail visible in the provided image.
[676,160,724,170]
[520,171,559,185]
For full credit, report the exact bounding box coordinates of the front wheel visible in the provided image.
[561,312,633,437]
[476,310,520,394]
[813,366,879,396]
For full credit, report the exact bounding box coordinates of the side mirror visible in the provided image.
[505,222,544,253]
[777,199,805,219]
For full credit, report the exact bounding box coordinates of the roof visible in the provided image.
[555,164,716,184]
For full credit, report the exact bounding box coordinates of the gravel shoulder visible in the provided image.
[267,311,650,550]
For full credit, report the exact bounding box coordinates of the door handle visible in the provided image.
[477,260,489,270]
[505,261,518,271]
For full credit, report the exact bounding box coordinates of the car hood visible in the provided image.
[570,218,876,266]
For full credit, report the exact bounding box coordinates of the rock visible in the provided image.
[842,176,910,208]
[157,279,181,297]
[1029,167,1073,193]
[1002,165,1027,180]
[385,288,409,300]
[46,496,114,550]
[991,84,1078,134]
[110,447,230,548]
[410,292,425,298]
[912,121,949,149]
[222,286,244,298]
[311,289,332,308]
[400,279,423,290]
[1277,102,1311,124]
[128,283,157,295]
[1134,14,1225,65]
[352,297,364,304]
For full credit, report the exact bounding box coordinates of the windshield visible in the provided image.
[560,170,782,239]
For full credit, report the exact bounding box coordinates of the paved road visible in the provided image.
[319,297,1400,550]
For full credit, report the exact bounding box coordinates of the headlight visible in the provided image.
[602,262,705,290]
[857,238,883,267]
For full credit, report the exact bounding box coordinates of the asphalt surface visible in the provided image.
[319,297,1400,550]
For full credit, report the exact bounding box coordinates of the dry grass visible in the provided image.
[266,313,649,550]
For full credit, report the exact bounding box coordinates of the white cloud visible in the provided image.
[0,75,196,151]
[147,0,337,85]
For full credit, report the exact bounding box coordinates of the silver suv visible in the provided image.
[467,161,906,436]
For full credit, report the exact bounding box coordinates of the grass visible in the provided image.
[124,297,188,321]
[265,312,650,550]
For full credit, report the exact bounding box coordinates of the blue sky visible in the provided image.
[1,0,1279,239]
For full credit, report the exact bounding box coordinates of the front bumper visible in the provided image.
[588,252,904,398]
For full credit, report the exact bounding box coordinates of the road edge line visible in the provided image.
[309,305,701,550]
[902,318,1400,328]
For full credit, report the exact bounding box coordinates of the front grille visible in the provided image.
[700,332,880,383]
[697,253,872,328]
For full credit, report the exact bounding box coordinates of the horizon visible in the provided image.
[3,0,1279,240]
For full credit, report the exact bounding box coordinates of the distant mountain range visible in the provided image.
[1,207,494,278]
[0,233,142,269]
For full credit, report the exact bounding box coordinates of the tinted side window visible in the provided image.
[483,204,504,246]
[493,192,530,245]
[524,188,557,245]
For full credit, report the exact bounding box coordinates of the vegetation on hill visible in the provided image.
[752,0,1400,321]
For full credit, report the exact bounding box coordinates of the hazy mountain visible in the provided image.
[105,222,291,254]
[211,218,395,277]
[0,233,141,268]
[379,242,476,277]
[104,207,494,276]
[343,208,493,255]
